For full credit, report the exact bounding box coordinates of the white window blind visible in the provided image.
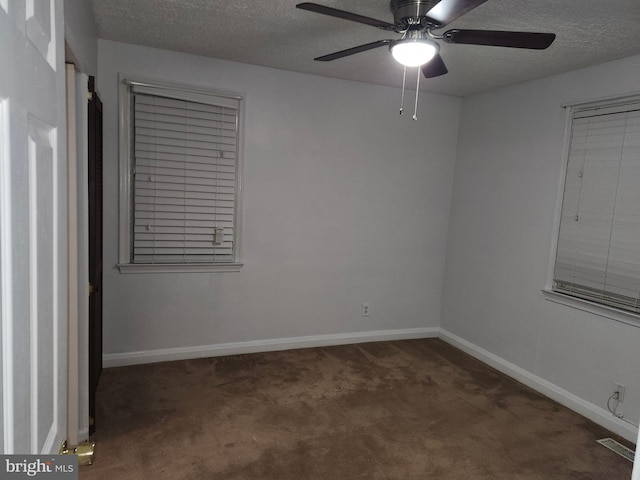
[130,83,241,265]
[553,98,640,313]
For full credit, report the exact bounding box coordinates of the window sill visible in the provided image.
[118,263,244,274]
[542,289,640,328]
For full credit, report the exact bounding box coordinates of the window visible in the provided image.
[552,96,640,314]
[118,78,243,273]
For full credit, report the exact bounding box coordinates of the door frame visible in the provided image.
[65,62,90,446]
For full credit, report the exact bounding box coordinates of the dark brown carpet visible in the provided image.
[81,339,633,479]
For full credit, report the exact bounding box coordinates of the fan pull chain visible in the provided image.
[399,66,407,115]
[413,67,421,121]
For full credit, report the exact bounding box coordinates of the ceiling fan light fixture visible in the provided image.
[390,39,437,67]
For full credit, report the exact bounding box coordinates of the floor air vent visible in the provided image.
[596,438,635,462]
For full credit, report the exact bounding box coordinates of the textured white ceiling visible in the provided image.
[91,0,640,96]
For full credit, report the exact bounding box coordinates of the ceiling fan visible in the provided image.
[296,0,556,78]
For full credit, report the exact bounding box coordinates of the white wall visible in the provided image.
[98,40,461,360]
[442,55,640,441]
[64,0,98,75]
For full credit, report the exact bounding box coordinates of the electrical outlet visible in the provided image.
[361,303,370,317]
[614,383,626,403]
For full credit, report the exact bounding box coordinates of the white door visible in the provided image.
[0,0,68,454]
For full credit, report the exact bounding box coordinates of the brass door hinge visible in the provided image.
[60,439,96,466]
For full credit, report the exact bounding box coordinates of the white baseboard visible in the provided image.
[103,327,438,369]
[438,328,638,444]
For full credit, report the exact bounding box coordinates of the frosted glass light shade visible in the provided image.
[391,40,437,67]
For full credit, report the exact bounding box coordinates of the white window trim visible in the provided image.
[118,263,244,274]
[542,289,640,328]
[544,94,640,328]
[117,74,244,273]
